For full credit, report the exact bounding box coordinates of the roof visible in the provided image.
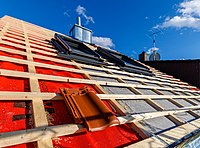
[144,60,200,88]
[145,59,200,63]
[0,15,200,148]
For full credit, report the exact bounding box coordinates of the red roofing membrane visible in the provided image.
[0,45,141,148]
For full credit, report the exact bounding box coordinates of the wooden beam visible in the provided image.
[22,23,53,148]
[0,46,196,89]
[29,77,40,92]
[0,55,196,93]
[2,36,56,52]
[0,91,60,100]
[97,68,150,139]
[128,118,200,147]
[0,68,198,94]
[0,22,9,41]
[0,40,56,56]
[118,105,200,124]
[8,25,52,40]
[0,46,27,56]
[0,124,82,147]
[145,99,164,111]
[0,93,199,112]
[136,88,185,126]
[0,39,190,86]
[166,115,185,125]
[0,103,199,147]
[166,98,200,119]
[97,94,200,100]
[0,91,199,101]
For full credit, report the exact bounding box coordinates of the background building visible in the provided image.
[144,60,200,88]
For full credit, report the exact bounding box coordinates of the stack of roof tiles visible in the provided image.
[0,15,200,148]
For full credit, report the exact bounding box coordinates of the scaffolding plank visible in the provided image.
[0,124,82,147]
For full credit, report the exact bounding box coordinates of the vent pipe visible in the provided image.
[77,16,81,26]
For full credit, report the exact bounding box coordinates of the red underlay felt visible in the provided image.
[34,58,75,68]
[32,51,55,58]
[0,101,32,133]
[29,41,51,48]
[30,45,56,54]
[39,80,96,93]
[0,50,26,60]
[0,76,29,92]
[0,43,26,52]
[36,67,84,79]
[53,124,140,148]
[48,100,140,148]
[2,39,26,46]
[0,50,141,147]
[0,61,27,72]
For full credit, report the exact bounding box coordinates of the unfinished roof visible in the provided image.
[0,15,200,148]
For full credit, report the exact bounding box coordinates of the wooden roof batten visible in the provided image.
[22,22,54,148]
[0,40,196,89]
[0,48,196,90]
[0,15,199,147]
[0,39,193,87]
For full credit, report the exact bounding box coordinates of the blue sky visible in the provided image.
[0,0,200,60]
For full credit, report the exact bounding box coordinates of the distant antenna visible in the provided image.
[146,28,163,61]
[148,29,163,48]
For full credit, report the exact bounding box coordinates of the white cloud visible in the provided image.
[162,16,200,29]
[165,16,170,21]
[178,0,200,16]
[92,36,115,48]
[76,5,94,25]
[158,0,200,30]
[147,47,159,54]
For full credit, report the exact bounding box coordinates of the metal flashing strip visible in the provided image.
[60,86,119,132]
[54,33,72,53]
[97,47,154,76]
[52,33,105,66]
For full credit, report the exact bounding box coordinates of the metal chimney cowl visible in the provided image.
[69,17,92,43]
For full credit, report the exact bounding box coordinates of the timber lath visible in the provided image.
[0,16,199,147]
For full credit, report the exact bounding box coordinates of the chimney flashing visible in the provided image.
[69,17,92,43]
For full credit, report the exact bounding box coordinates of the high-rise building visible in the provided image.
[0,15,200,148]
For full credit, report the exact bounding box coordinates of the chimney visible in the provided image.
[139,51,149,62]
[69,17,92,43]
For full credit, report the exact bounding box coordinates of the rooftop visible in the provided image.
[0,15,200,148]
